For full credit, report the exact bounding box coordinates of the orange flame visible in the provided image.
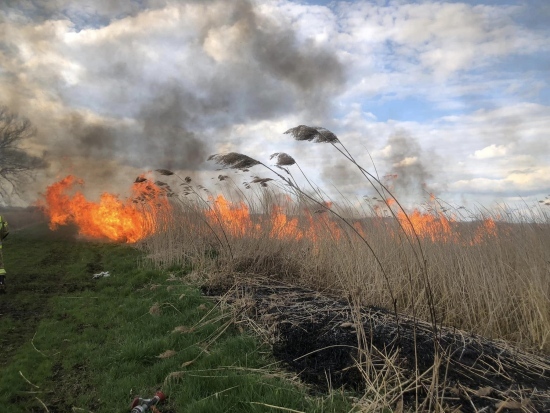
[205,195,256,237]
[270,205,302,240]
[201,196,500,247]
[471,217,497,245]
[203,195,343,245]
[40,175,500,248]
[398,209,457,243]
[39,175,170,243]
[397,209,498,245]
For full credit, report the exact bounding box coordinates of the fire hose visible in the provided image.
[130,391,166,413]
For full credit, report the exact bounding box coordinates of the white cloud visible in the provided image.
[449,165,550,195]
[319,0,550,105]
[470,144,509,160]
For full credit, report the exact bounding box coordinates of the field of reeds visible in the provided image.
[137,126,550,411]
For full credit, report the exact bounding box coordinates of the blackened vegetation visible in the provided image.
[205,281,550,412]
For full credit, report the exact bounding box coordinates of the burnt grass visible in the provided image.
[204,280,550,412]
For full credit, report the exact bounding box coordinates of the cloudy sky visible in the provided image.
[1,0,549,210]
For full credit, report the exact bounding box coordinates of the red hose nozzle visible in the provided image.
[130,391,166,412]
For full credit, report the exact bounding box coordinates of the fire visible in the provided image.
[398,209,457,243]
[471,217,497,245]
[40,175,170,243]
[270,205,302,240]
[203,196,342,244]
[205,195,256,237]
[306,212,343,242]
[397,209,498,245]
[40,174,501,248]
[202,195,499,247]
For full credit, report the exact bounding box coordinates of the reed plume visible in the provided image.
[270,152,296,166]
[208,153,261,170]
[155,169,175,176]
[284,125,338,143]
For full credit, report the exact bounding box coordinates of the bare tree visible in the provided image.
[0,106,45,198]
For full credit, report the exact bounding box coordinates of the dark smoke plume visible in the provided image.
[384,131,436,198]
[66,113,118,160]
[1,0,346,203]
[137,84,208,170]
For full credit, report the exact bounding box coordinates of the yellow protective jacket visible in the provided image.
[0,216,8,240]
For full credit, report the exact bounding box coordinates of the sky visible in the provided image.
[1,0,549,211]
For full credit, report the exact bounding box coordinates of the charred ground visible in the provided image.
[204,279,550,413]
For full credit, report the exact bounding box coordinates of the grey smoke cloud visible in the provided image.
[66,113,118,160]
[51,85,209,174]
[320,156,360,195]
[0,0,345,203]
[2,0,153,25]
[384,131,437,199]
[137,83,208,170]
[304,126,440,205]
[63,0,345,122]
[317,130,440,203]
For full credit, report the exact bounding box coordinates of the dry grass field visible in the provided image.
[34,126,550,411]
[133,128,550,411]
[141,171,550,355]
[138,184,550,410]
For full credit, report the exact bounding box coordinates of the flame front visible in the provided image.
[39,177,500,247]
[40,175,170,243]
[201,196,345,245]
[205,195,257,237]
[398,209,456,243]
[397,209,498,245]
[270,205,302,240]
[201,195,499,247]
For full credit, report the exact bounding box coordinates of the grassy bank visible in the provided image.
[0,224,353,412]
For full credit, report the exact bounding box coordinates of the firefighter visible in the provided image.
[0,215,8,293]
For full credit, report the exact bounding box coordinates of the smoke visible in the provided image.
[1,0,153,24]
[137,83,208,170]
[1,0,345,190]
[383,131,438,199]
[66,113,118,160]
[316,129,439,202]
[320,156,360,195]
[239,1,345,109]
[44,85,209,188]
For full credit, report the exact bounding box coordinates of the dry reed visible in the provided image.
[136,126,550,411]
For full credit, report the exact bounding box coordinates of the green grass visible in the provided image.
[0,224,354,412]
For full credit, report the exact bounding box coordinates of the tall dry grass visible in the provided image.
[137,126,550,411]
[140,179,550,354]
